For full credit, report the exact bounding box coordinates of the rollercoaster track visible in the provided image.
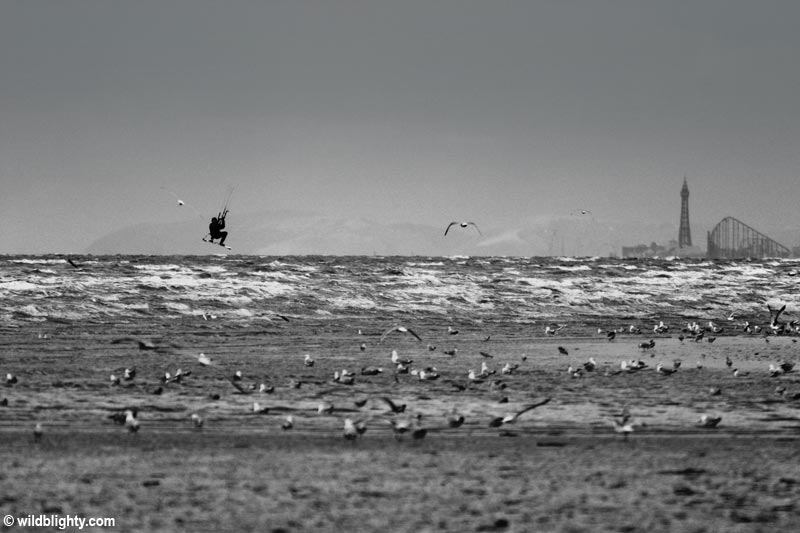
[707,216,791,259]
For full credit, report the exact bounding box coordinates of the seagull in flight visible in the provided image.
[444,221,482,236]
[489,397,551,427]
[111,337,158,350]
[111,337,179,353]
[380,325,422,343]
[380,397,407,414]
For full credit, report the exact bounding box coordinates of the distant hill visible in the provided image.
[84,210,679,256]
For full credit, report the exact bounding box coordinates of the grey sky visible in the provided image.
[2,0,799,253]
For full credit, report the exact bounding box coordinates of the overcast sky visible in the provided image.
[2,0,799,253]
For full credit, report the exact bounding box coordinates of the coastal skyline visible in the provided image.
[2,1,800,254]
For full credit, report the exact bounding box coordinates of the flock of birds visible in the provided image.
[10,303,800,444]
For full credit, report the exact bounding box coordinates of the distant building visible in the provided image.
[678,177,692,248]
[621,242,671,258]
[621,179,704,258]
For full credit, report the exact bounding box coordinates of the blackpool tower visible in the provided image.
[678,177,692,248]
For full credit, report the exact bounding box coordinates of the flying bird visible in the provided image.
[230,379,253,395]
[111,337,159,351]
[380,397,407,414]
[112,336,182,353]
[489,397,551,427]
[444,221,482,236]
[380,325,422,343]
[611,417,634,438]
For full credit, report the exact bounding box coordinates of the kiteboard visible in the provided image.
[202,237,232,251]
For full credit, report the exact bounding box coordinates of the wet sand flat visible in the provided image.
[2,429,799,533]
[2,326,800,533]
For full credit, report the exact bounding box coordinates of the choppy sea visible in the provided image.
[3,255,799,334]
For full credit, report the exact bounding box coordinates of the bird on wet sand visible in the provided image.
[656,362,677,375]
[391,350,413,365]
[610,408,637,440]
[390,414,423,440]
[447,412,465,428]
[124,409,140,432]
[252,402,270,414]
[698,414,722,428]
[343,418,367,440]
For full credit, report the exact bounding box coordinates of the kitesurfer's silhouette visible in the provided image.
[208,212,227,246]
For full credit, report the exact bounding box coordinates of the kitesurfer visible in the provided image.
[208,211,228,246]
